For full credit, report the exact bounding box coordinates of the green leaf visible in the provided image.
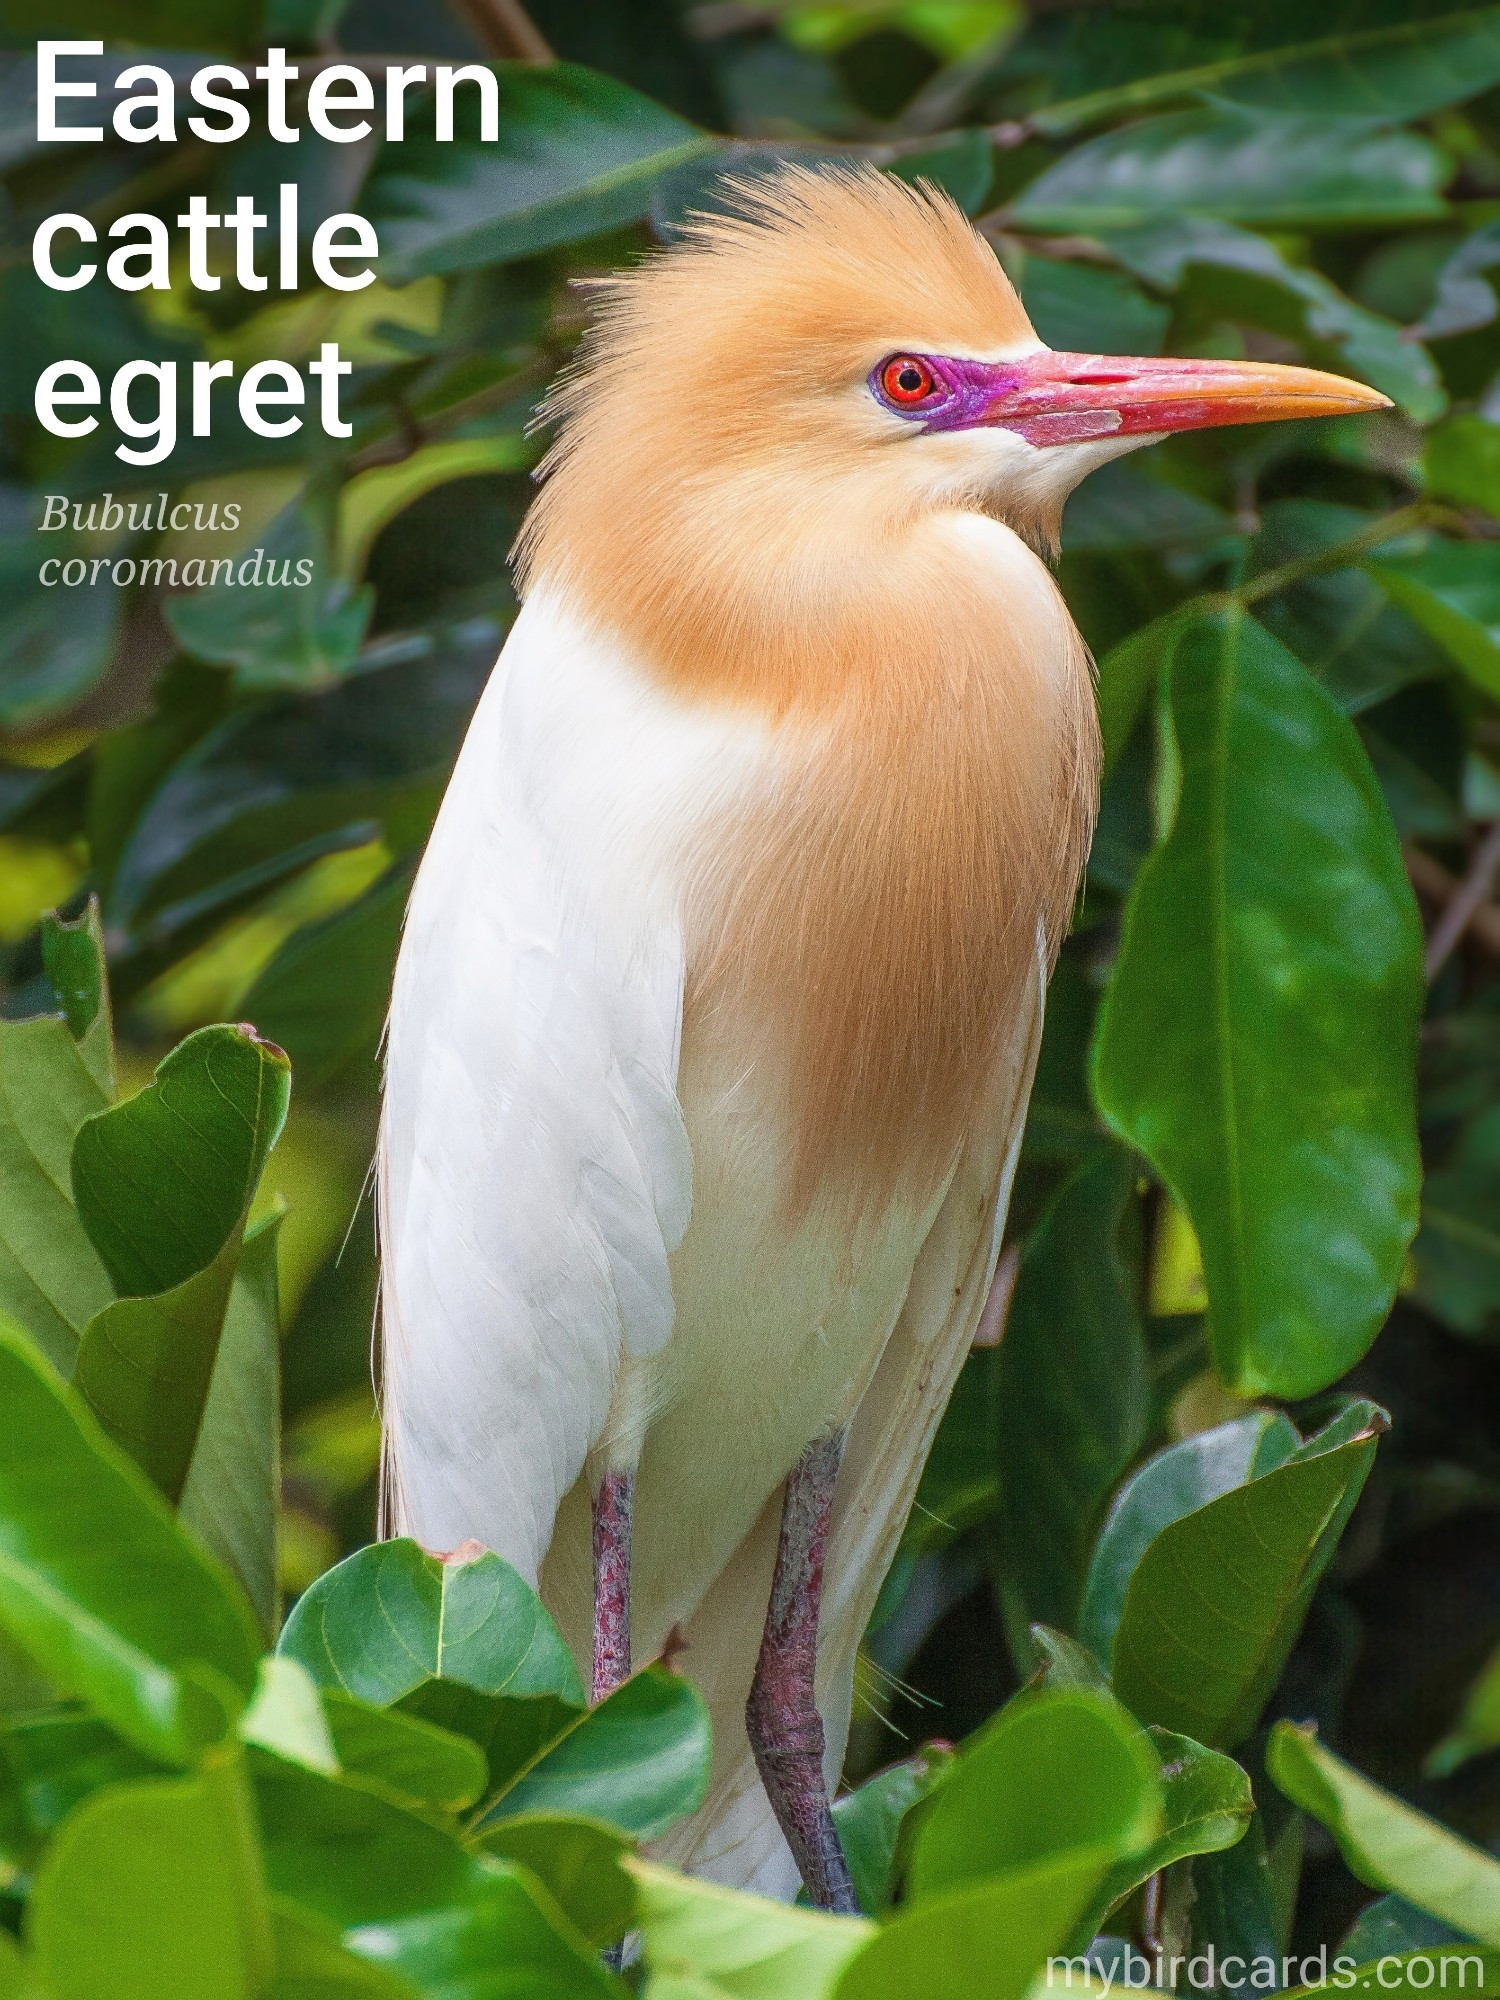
[1370,543,1500,702]
[1079,1413,1297,1660]
[629,1858,871,2000]
[26,1749,274,2000]
[1013,108,1449,233]
[268,1901,417,2000]
[995,1149,1149,1635]
[1109,1417,1382,1746]
[1342,1895,1470,1961]
[1269,1722,1500,1945]
[40,905,111,1078]
[0,919,113,1372]
[1105,217,1443,419]
[240,866,411,1092]
[0,1316,259,1762]
[1091,608,1424,1400]
[1020,256,1169,357]
[336,439,533,583]
[832,1749,953,1915]
[241,1656,340,1775]
[322,1691,487,1810]
[1244,500,1443,715]
[72,1023,291,1301]
[1030,10,1500,133]
[0,1712,158,1874]
[835,1862,1127,2000]
[1427,1640,1500,1777]
[905,1689,1160,1904]
[253,1753,621,1997]
[164,506,373,694]
[365,64,714,281]
[71,1024,292,1505]
[1025,1642,1251,1914]
[1425,416,1500,518]
[179,1214,283,1638]
[476,1815,636,1948]
[0,0,258,52]
[1111,1727,1253,1900]
[477,1665,711,1839]
[278,1539,583,1706]
[0,493,120,731]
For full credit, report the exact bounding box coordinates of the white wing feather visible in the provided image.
[379,598,704,1578]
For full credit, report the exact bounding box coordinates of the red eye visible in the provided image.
[881,355,936,405]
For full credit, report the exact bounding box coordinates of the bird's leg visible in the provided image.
[745,1430,858,1915]
[591,1467,634,1704]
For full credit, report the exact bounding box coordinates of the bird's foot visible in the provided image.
[746,1433,858,1915]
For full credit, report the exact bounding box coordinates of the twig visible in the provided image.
[447,0,554,61]
[1406,847,1500,958]
[1424,820,1500,979]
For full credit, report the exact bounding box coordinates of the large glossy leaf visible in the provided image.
[1425,416,1500,518]
[365,64,714,281]
[0,1711,158,1875]
[1109,1412,1383,1746]
[71,1024,291,1504]
[178,1215,282,1639]
[268,1901,418,2000]
[1013,108,1449,232]
[165,505,373,694]
[836,1857,1138,2000]
[278,1539,583,1707]
[1244,501,1444,714]
[1079,1414,1297,1660]
[1110,1727,1253,1907]
[26,1749,273,2000]
[1269,1723,1500,1945]
[832,1749,953,1916]
[476,1665,711,1840]
[101,633,494,967]
[1369,543,1500,701]
[0,909,113,1372]
[0,488,120,731]
[1032,8,1500,131]
[995,1148,1149,1635]
[1091,608,1424,1399]
[321,1691,487,1812]
[240,866,411,1091]
[629,1858,871,2000]
[476,1816,635,1949]
[0,1317,259,1762]
[1105,217,1443,419]
[905,1689,1161,1904]
[252,1753,620,1997]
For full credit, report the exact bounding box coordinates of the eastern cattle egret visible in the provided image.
[378,166,1388,1910]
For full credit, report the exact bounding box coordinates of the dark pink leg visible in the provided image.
[746,1432,857,1914]
[591,1469,633,1704]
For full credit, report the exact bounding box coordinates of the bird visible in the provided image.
[376,164,1388,1911]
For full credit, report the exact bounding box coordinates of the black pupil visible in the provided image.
[897,365,924,392]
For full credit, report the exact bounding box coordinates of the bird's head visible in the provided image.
[519,164,1388,674]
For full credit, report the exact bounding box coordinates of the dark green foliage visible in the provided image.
[2,0,1499,1986]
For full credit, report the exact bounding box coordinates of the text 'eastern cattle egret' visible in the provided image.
[378,166,1388,1912]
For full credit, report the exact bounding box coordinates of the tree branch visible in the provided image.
[1416,822,1500,979]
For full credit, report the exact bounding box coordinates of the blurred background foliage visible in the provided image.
[2,0,1500,1964]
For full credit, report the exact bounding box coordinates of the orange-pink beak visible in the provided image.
[979,351,1392,448]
